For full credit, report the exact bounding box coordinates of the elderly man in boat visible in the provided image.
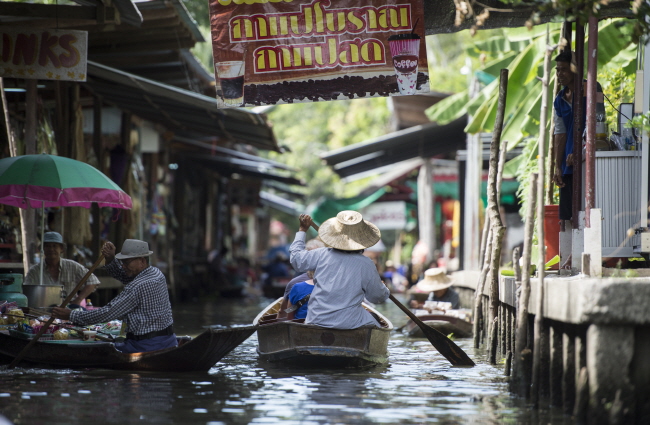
[52,239,177,353]
[408,267,460,310]
[289,211,390,329]
[24,231,100,308]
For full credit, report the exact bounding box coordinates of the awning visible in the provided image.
[84,61,280,151]
[320,116,467,178]
[260,191,304,216]
[178,152,303,186]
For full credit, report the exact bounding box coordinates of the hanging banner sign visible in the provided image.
[208,0,428,108]
[361,201,407,230]
[0,28,88,82]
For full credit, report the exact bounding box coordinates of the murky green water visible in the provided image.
[0,295,571,425]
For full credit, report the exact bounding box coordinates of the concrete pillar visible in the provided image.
[538,319,551,400]
[559,219,572,275]
[571,212,585,273]
[562,328,576,414]
[632,327,650,424]
[587,325,635,425]
[550,323,564,407]
[583,208,602,277]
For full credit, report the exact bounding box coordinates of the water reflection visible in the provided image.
[0,296,572,425]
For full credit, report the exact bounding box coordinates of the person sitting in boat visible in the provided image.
[24,231,100,308]
[408,268,460,310]
[289,211,390,329]
[285,270,315,320]
[52,239,177,353]
[278,238,325,319]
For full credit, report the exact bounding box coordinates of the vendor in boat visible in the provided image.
[408,268,460,310]
[289,211,390,329]
[24,231,100,307]
[278,238,325,319]
[52,239,177,353]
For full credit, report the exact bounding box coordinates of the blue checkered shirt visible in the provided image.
[70,259,173,335]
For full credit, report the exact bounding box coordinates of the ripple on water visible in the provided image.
[0,297,569,425]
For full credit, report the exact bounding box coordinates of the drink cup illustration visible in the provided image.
[215,60,245,107]
[388,33,421,95]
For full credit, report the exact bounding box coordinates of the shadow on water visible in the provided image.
[0,295,574,425]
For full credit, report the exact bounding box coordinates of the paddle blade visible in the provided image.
[415,317,475,366]
[389,294,475,367]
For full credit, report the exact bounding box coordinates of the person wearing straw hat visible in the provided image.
[52,239,176,353]
[24,231,100,307]
[408,267,460,309]
[289,211,390,329]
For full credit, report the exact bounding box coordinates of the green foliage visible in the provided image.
[265,98,392,205]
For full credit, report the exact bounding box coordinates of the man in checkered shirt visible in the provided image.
[52,239,176,353]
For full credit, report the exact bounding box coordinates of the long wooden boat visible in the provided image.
[253,297,393,368]
[0,325,257,372]
[404,313,473,338]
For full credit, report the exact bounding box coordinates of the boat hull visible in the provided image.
[405,314,473,338]
[254,298,392,368]
[0,325,257,372]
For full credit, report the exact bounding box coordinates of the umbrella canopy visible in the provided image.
[0,153,132,209]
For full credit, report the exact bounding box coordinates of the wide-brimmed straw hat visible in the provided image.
[414,268,454,292]
[115,239,153,259]
[318,210,380,251]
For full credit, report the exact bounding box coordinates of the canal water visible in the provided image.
[0,295,572,425]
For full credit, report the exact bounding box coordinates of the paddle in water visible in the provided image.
[7,253,106,369]
[308,219,475,367]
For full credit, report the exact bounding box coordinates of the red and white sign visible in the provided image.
[361,201,406,230]
[0,28,87,82]
[208,0,428,108]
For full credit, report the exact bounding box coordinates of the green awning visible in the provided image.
[309,188,387,226]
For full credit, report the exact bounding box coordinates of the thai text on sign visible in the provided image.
[209,0,428,108]
[0,28,88,82]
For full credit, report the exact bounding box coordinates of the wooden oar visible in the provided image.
[308,220,475,367]
[7,253,105,369]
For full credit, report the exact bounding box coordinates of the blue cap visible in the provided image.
[43,232,64,245]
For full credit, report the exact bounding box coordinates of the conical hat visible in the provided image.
[414,268,453,292]
[318,210,381,251]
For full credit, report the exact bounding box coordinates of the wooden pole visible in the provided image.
[486,69,509,364]
[473,229,491,349]
[513,173,538,398]
[572,23,585,229]
[585,15,599,227]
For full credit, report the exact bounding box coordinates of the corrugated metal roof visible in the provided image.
[84,61,280,151]
[321,116,467,178]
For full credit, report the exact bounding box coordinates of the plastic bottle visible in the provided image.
[595,114,609,151]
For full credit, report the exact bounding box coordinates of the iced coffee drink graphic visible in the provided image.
[388,33,421,95]
[215,60,245,107]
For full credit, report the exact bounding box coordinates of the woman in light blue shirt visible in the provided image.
[289,211,389,329]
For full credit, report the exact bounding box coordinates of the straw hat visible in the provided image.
[414,268,454,292]
[318,210,380,251]
[115,239,153,259]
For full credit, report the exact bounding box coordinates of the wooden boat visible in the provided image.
[253,297,393,368]
[0,325,257,372]
[404,313,473,338]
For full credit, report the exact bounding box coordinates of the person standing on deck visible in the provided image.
[289,211,390,329]
[52,239,176,353]
[552,50,604,269]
